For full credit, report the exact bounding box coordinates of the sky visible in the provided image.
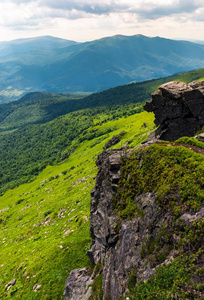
[0,0,204,42]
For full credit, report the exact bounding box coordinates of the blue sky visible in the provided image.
[0,0,204,42]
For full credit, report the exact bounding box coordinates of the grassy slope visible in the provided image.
[0,104,144,195]
[0,111,154,299]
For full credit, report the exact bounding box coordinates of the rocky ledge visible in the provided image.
[144,80,204,141]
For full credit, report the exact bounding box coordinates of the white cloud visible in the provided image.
[0,0,203,42]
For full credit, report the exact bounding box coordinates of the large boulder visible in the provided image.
[144,80,204,141]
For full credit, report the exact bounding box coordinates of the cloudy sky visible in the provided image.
[0,0,204,42]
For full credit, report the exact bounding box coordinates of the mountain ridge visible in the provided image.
[1,34,204,102]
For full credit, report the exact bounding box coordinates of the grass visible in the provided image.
[115,143,204,218]
[127,250,204,299]
[0,111,154,299]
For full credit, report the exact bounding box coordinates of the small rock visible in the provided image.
[5,279,16,289]
[180,207,204,223]
[63,229,74,237]
[33,284,42,292]
[195,133,204,142]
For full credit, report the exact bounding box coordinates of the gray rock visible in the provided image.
[87,149,125,265]
[85,149,163,300]
[33,284,42,292]
[180,207,204,223]
[63,268,93,300]
[195,133,204,142]
[144,80,204,141]
[103,131,126,150]
[5,279,16,291]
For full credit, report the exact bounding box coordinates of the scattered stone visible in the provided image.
[33,284,42,292]
[0,207,9,213]
[71,177,88,186]
[63,229,74,237]
[20,205,32,212]
[44,188,53,193]
[40,179,49,185]
[5,279,16,291]
[144,80,204,141]
[103,131,126,150]
[58,209,67,219]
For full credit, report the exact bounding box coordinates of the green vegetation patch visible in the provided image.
[127,249,204,300]
[115,144,204,218]
[176,136,204,149]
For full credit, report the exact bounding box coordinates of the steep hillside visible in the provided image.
[1,34,204,102]
[0,104,146,195]
[0,110,154,299]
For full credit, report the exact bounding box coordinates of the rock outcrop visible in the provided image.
[64,81,204,300]
[144,80,204,141]
[65,146,198,300]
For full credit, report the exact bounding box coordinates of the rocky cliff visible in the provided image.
[144,80,204,141]
[64,145,204,300]
[64,81,204,300]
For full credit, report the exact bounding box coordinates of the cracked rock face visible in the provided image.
[144,80,204,141]
[84,150,163,300]
[64,149,178,300]
[63,268,93,300]
[87,149,125,265]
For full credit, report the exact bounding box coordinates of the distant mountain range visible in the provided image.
[1,34,204,102]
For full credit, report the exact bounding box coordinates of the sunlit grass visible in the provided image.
[0,111,154,299]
